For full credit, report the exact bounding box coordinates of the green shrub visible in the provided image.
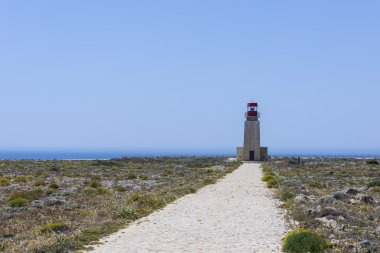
[262,167,279,188]
[9,187,44,201]
[139,175,149,180]
[308,181,326,189]
[33,178,46,186]
[224,167,234,174]
[91,175,102,181]
[266,178,279,188]
[25,175,33,180]
[280,192,295,201]
[84,186,113,195]
[74,223,122,245]
[160,171,172,177]
[96,187,113,195]
[0,240,9,251]
[137,194,166,210]
[45,188,55,195]
[32,187,45,197]
[282,229,327,253]
[40,172,49,178]
[48,181,60,190]
[0,177,10,186]
[367,160,379,165]
[50,165,60,172]
[40,223,68,233]
[89,179,102,188]
[9,197,29,208]
[14,175,28,183]
[368,179,380,188]
[127,174,137,179]
[111,166,119,171]
[83,187,97,194]
[115,186,127,192]
[262,173,275,182]
[118,207,137,219]
[202,178,216,185]
[129,192,140,201]
[370,186,380,193]
[77,228,102,242]
[281,202,293,209]
[262,166,272,174]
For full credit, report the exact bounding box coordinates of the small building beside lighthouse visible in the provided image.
[236,102,268,161]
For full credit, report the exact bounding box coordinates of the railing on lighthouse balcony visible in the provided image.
[245,111,260,118]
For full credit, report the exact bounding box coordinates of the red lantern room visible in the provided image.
[246,102,258,117]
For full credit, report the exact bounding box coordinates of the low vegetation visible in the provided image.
[262,166,279,188]
[266,158,380,252]
[282,228,327,253]
[0,157,240,252]
[39,223,68,233]
[0,178,10,187]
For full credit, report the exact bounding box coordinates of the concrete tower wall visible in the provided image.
[243,120,261,161]
[236,147,244,160]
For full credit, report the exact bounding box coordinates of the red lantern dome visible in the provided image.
[246,102,258,117]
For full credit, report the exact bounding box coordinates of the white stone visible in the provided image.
[316,217,338,229]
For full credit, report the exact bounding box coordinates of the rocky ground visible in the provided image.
[0,157,240,252]
[266,158,380,253]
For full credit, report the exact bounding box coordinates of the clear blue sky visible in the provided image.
[1,1,379,155]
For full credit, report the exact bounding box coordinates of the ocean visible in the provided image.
[0,150,234,160]
[0,150,379,160]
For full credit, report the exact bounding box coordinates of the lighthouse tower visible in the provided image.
[236,102,268,161]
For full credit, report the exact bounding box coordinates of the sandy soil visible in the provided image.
[91,163,287,253]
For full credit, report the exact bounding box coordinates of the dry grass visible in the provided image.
[0,157,240,252]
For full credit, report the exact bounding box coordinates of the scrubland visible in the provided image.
[0,157,240,252]
[266,158,380,253]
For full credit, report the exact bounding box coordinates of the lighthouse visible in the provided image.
[236,102,268,161]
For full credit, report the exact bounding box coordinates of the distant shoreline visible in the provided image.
[0,151,379,160]
[0,151,233,160]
